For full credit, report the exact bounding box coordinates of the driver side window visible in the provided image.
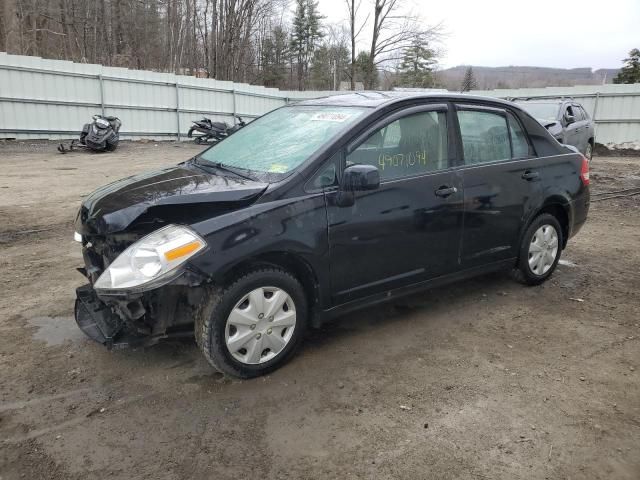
[346,111,448,182]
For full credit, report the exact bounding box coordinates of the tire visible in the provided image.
[585,141,593,161]
[513,213,563,286]
[105,134,119,152]
[195,268,308,378]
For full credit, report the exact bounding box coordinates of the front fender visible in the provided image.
[188,193,330,307]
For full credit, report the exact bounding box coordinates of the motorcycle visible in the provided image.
[187,114,246,144]
[58,114,122,153]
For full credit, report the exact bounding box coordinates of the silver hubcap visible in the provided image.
[225,287,296,365]
[528,224,559,276]
[586,144,592,159]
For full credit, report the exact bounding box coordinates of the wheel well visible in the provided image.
[538,203,569,248]
[588,137,594,146]
[219,252,320,317]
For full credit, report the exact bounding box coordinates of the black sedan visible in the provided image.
[73,92,590,378]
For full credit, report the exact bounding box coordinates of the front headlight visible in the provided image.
[94,225,206,291]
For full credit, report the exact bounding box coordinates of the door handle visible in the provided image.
[522,171,539,181]
[434,186,458,198]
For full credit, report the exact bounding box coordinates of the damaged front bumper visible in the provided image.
[75,284,134,349]
[74,271,208,350]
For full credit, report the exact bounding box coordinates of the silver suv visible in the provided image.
[515,99,595,159]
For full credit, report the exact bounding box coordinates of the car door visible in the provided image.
[577,105,592,153]
[325,104,464,305]
[571,103,588,153]
[563,104,582,150]
[455,105,542,268]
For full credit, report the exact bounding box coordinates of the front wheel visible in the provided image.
[513,213,563,286]
[195,268,308,378]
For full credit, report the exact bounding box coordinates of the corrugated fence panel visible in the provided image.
[179,85,235,116]
[235,92,285,118]
[104,79,176,109]
[105,108,177,136]
[1,53,639,145]
[0,101,97,138]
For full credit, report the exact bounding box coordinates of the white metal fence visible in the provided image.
[1,52,640,146]
[0,52,337,141]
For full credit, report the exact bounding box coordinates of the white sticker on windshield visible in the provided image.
[310,112,352,122]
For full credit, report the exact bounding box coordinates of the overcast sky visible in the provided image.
[315,0,639,70]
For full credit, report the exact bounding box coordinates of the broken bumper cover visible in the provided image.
[75,284,147,349]
[74,269,207,349]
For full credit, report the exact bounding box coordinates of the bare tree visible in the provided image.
[343,0,368,90]
[365,0,442,89]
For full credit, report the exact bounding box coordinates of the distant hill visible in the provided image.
[434,66,620,91]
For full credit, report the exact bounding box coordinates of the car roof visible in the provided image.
[513,98,571,105]
[516,100,560,104]
[296,91,520,110]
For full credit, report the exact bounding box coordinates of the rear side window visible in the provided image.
[347,110,448,181]
[457,110,511,164]
[458,109,534,164]
[507,111,532,159]
[572,105,584,121]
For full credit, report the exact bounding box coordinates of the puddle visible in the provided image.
[27,316,86,346]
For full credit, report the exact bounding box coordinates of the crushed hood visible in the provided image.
[76,161,267,235]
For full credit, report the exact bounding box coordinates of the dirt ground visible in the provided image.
[0,141,638,480]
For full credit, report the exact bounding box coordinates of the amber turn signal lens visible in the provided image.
[164,240,203,261]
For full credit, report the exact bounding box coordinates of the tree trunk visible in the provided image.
[1,0,20,53]
[349,0,355,90]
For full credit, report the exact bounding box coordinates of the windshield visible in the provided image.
[198,105,368,180]
[517,102,560,123]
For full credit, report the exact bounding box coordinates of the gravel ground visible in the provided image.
[0,141,639,480]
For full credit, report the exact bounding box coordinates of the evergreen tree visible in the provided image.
[290,0,307,89]
[397,37,436,88]
[310,43,350,90]
[289,0,324,90]
[460,66,478,92]
[355,50,377,89]
[261,26,289,88]
[613,48,640,84]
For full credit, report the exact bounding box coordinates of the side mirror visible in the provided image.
[564,114,575,125]
[342,164,380,192]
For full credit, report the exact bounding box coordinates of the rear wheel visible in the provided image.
[513,213,563,286]
[195,268,307,378]
[585,141,593,160]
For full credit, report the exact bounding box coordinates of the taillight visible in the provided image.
[580,156,590,186]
